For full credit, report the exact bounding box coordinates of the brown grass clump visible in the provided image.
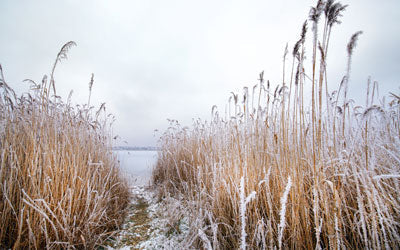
[0,42,130,249]
[153,1,400,249]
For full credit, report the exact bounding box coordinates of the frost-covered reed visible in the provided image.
[153,1,400,249]
[239,176,256,250]
[0,42,130,249]
[278,176,291,250]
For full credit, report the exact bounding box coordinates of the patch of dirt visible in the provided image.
[105,185,191,250]
[119,197,152,248]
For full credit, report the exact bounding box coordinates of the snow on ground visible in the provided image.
[106,185,191,250]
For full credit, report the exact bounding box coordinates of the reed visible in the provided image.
[0,42,130,249]
[153,1,400,249]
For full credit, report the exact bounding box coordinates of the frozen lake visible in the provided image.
[115,150,158,186]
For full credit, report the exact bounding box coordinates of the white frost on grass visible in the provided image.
[136,197,191,249]
[108,185,191,250]
[373,174,400,180]
[239,176,257,250]
[278,176,292,249]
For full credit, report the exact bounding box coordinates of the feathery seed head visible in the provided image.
[347,31,363,56]
[309,0,325,24]
[326,2,348,27]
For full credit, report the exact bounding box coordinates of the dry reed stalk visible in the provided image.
[153,1,400,249]
[0,42,130,249]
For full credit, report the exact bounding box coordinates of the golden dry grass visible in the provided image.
[152,1,400,249]
[0,42,130,249]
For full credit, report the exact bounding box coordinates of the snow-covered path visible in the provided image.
[106,185,190,250]
[105,151,192,249]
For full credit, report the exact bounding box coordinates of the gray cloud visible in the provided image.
[1,0,399,146]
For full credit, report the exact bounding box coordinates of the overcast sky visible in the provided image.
[1,0,399,146]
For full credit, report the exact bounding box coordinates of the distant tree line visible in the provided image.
[113,146,160,151]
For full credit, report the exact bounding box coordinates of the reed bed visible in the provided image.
[153,1,400,249]
[0,42,130,249]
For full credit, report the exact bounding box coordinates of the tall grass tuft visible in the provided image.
[153,1,400,248]
[0,42,130,249]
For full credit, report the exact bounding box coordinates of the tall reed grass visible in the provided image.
[153,1,400,248]
[0,42,130,249]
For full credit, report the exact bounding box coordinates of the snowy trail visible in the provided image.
[108,186,154,249]
[106,151,191,249]
[106,185,190,250]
